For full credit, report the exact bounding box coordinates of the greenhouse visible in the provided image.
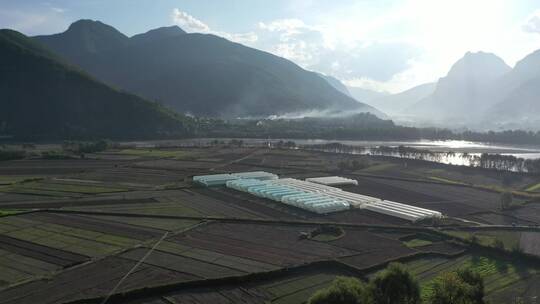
[199,172,442,219]
[306,176,358,186]
[193,171,278,186]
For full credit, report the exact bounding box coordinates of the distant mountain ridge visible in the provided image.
[407,52,511,123]
[0,29,193,139]
[368,83,435,116]
[402,50,540,128]
[34,20,381,118]
[317,73,352,97]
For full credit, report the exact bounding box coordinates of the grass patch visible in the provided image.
[428,176,468,185]
[0,176,41,186]
[0,210,22,217]
[404,238,433,248]
[396,254,535,301]
[525,182,540,192]
[444,230,520,251]
[476,184,540,200]
[359,162,396,173]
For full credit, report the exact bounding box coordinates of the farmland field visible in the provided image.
[0,144,539,304]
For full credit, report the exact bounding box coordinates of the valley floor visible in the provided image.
[0,145,539,303]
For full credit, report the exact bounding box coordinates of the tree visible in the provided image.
[369,263,420,304]
[429,272,473,304]
[427,269,485,304]
[500,192,513,210]
[308,276,370,304]
[456,268,484,304]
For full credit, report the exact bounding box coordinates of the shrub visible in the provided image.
[369,263,420,304]
[309,276,370,304]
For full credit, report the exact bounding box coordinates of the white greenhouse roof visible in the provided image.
[305,176,358,186]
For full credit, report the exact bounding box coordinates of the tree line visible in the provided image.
[302,143,540,173]
[309,263,485,304]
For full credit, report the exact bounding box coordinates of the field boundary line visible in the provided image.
[41,209,540,232]
[101,231,169,304]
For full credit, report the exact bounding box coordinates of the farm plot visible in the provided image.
[154,240,278,273]
[194,187,304,219]
[64,199,205,217]
[255,272,340,304]
[443,229,521,251]
[346,176,512,217]
[510,203,540,224]
[0,234,87,267]
[64,189,266,218]
[0,212,175,266]
[0,256,198,304]
[170,223,361,267]
[0,180,128,197]
[0,159,131,175]
[134,159,218,172]
[389,253,537,302]
[113,148,194,160]
[519,231,540,257]
[83,215,201,231]
[23,212,165,240]
[69,189,263,218]
[124,267,358,304]
[325,209,410,225]
[77,167,189,188]
[0,197,158,210]
[485,273,540,304]
[120,248,244,278]
[464,211,537,226]
[0,248,61,287]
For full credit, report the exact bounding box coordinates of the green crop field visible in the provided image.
[260,273,337,302]
[398,254,536,302]
[444,230,520,250]
[525,182,540,192]
[404,238,433,248]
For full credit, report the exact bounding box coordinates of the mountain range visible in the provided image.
[401,51,540,129]
[34,20,379,118]
[0,29,193,139]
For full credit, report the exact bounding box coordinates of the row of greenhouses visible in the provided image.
[195,172,442,220]
[226,178,350,214]
[193,171,278,186]
[305,176,358,186]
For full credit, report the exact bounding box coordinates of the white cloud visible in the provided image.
[172,8,210,32]
[255,18,418,86]
[170,3,540,94]
[523,10,540,34]
[171,8,257,44]
[51,7,66,14]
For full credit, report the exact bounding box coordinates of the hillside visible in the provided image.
[407,52,511,123]
[317,73,352,97]
[485,49,540,127]
[0,29,193,140]
[34,20,380,118]
[348,86,389,106]
[372,83,435,116]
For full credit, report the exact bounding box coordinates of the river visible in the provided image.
[122,138,540,167]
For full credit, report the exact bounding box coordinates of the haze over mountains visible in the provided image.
[340,50,540,130]
[2,18,540,137]
[0,29,193,139]
[34,20,379,118]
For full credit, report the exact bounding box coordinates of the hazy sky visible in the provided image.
[2,0,540,93]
